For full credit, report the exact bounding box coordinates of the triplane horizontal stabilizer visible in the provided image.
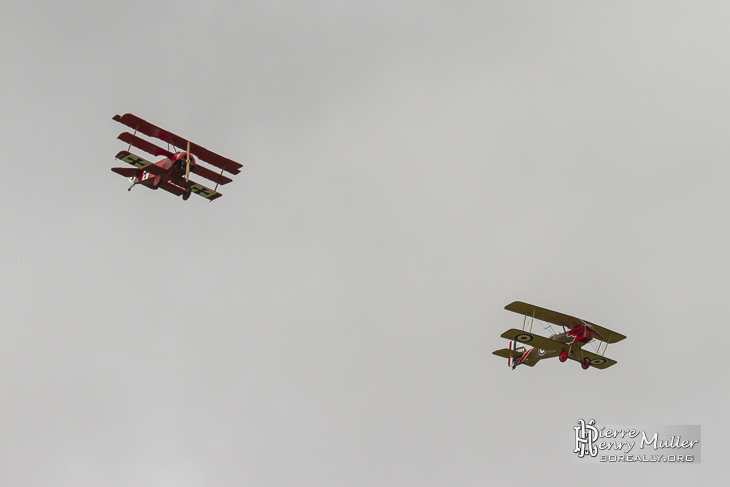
[110,113,241,201]
[493,301,626,371]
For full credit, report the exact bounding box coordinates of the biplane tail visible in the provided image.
[492,341,523,368]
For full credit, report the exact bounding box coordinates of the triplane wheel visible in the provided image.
[559,350,568,362]
[183,188,192,201]
[581,357,591,370]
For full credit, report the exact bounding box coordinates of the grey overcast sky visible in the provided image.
[1,1,727,485]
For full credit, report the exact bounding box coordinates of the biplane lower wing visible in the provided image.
[505,301,627,344]
[499,329,617,369]
[573,349,617,369]
[500,329,566,352]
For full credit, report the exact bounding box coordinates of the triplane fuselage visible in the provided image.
[493,302,626,371]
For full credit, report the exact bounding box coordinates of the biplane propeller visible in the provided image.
[493,302,626,370]
[110,113,242,201]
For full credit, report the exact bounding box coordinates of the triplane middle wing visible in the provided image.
[493,301,626,371]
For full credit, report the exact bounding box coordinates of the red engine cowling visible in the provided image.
[568,324,594,344]
[171,152,197,175]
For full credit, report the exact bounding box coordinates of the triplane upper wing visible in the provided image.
[504,301,626,344]
[113,113,242,175]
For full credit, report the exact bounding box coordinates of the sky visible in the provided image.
[1,1,728,485]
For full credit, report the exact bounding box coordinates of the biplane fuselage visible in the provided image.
[493,302,626,371]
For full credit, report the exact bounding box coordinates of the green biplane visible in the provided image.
[493,302,626,370]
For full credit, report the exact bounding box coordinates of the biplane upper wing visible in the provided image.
[500,329,567,352]
[504,301,626,344]
[113,113,242,175]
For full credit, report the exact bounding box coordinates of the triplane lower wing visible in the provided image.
[110,113,241,201]
[492,301,626,370]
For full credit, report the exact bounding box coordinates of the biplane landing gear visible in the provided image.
[581,357,591,370]
[559,350,568,362]
[182,188,192,201]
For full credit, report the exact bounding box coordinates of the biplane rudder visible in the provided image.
[509,339,514,368]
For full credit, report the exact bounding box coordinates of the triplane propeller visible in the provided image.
[110,113,242,201]
[493,301,626,370]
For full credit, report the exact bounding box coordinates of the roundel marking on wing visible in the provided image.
[515,333,533,343]
[590,358,607,366]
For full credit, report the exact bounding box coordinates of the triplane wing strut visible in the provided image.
[493,301,626,371]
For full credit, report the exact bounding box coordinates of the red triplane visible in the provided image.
[110,113,242,201]
[493,302,626,370]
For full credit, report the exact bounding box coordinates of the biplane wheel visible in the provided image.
[183,188,192,201]
[559,350,568,362]
[581,357,591,370]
